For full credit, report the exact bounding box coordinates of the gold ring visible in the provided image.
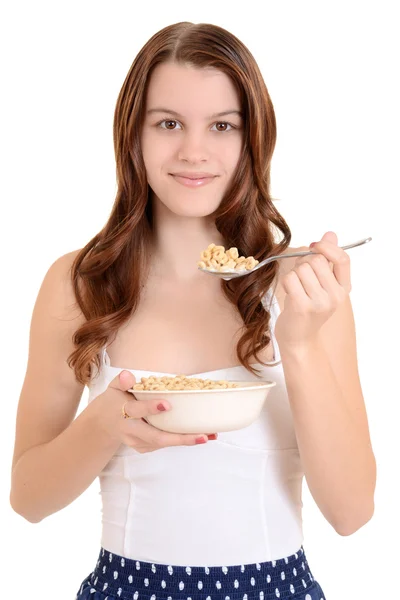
[121,401,135,419]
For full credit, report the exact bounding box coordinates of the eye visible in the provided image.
[211,122,234,132]
[158,119,182,130]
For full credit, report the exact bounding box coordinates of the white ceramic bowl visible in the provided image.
[127,380,276,433]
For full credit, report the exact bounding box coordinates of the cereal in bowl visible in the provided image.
[133,375,239,391]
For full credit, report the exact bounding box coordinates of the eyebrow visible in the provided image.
[146,108,243,119]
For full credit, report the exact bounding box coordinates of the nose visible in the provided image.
[177,132,209,163]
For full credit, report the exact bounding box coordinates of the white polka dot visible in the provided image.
[103,583,108,591]
[241,565,245,573]
[121,558,125,567]
[102,549,105,557]
[102,566,107,574]
[305,595,312,600]
[198,581,203,590]
[256,563,261,571]
[225,596,230,600]
[186,567,192,575]
[285,557,289,564]
[234,580,239,589]
[206,597,211,600]
[136,561,141,570]
[129,576,133,584]
[94,577,98,586]
[168,566,173,576]
[216,581,222,590]
[260,592,264,600]
[161,580,166,589]
[281,571,285,580]
[251,577,256,586]
[113,571,118,580]
[295,553,298,559]
[290,584,295,594]
[275,589,280,598]
[117,589,122,597]
[179,582,185,591]
[151,564,156,573]
[133,592,139,600]
[267,574,271,583]
[272,560,276,567]
[302,579,307,588]
[243,595,248,600]
[109,553,113,563]
[205,567,210,575]
[302,562,305,570]
[187,597,192,600]
[150,595,156,600]
[222,566,228,575]
[144,578,149,587]
[293,568,297,576]
[90,589,96,593]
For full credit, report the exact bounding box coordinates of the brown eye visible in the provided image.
[212,122,234,132]
[159,120,179,130]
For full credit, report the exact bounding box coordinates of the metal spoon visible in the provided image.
[198,236,372,281]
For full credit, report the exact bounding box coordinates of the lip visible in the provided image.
[171,173,217,188]
[171,172,216,179]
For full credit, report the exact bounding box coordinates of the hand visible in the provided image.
[274,231,351,347]
[97,370,217,453]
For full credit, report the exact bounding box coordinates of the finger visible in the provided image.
[281,270,311,306]
[294,262,330,307]
[122,396,172,419]
[130,418,212,447]
[308,242,351,291]
[301,254,347,301]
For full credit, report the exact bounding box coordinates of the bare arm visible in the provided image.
[9,251,122,522]
[10,252,213,522]
[276,247,376,535]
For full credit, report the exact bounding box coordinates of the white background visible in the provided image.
[1,1,399,598]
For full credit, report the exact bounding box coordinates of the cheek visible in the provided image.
[224,138,243,169]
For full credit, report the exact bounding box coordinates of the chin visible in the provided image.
[172,204,220,218]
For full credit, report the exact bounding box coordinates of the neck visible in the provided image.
[149,199,225,282]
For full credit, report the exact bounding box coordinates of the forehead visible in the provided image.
[145,62,241,115]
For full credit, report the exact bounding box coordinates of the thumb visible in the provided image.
[109,370,136,391]
[321,230,338,245]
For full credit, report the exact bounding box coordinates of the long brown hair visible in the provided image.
[68,22,291,385]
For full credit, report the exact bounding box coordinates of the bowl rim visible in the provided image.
[127,380,276,394]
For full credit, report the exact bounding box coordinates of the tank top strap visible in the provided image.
[261,287,282,365]
[101,346,111,367]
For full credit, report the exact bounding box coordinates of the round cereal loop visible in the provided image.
[227,247,239,260]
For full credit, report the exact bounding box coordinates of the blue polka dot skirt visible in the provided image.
[76,546,326,600]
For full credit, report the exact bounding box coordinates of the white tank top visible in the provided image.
[87,289,304,566]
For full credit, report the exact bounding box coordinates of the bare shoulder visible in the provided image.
[11,248,86,472]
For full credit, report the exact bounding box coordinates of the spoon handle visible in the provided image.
[258,236,372,268]
[262,237,372,268]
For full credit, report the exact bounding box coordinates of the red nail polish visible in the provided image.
[195,437,207,444]
[208,434,218,440]
[310,242,317,248]
[157,403,166,411]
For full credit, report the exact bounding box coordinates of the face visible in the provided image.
[141,62,244,218]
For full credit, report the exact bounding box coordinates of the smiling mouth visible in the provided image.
[170,173,217,188]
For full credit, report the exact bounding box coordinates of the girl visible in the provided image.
[10,21,376,600]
